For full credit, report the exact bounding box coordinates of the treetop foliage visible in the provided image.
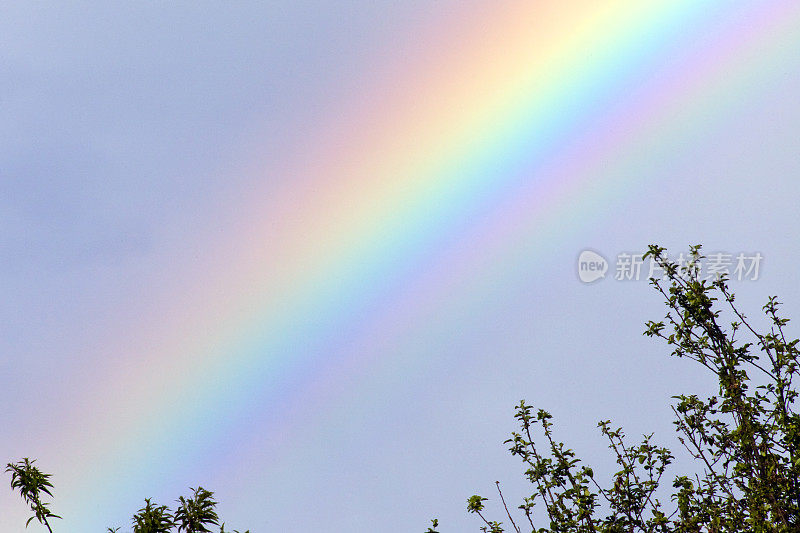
[435,244,800,532]
[5,457,249,533]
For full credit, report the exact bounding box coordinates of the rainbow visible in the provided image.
[6,1,799,530]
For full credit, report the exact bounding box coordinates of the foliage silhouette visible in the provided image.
[6,461,249,533]
[431,244,800,532]
[5,458,61,532]
[174,487,220,533]
[132,498,174,533]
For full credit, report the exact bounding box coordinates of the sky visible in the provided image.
[2,1,800,531]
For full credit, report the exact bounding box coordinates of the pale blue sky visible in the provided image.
[2,2,800,532]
